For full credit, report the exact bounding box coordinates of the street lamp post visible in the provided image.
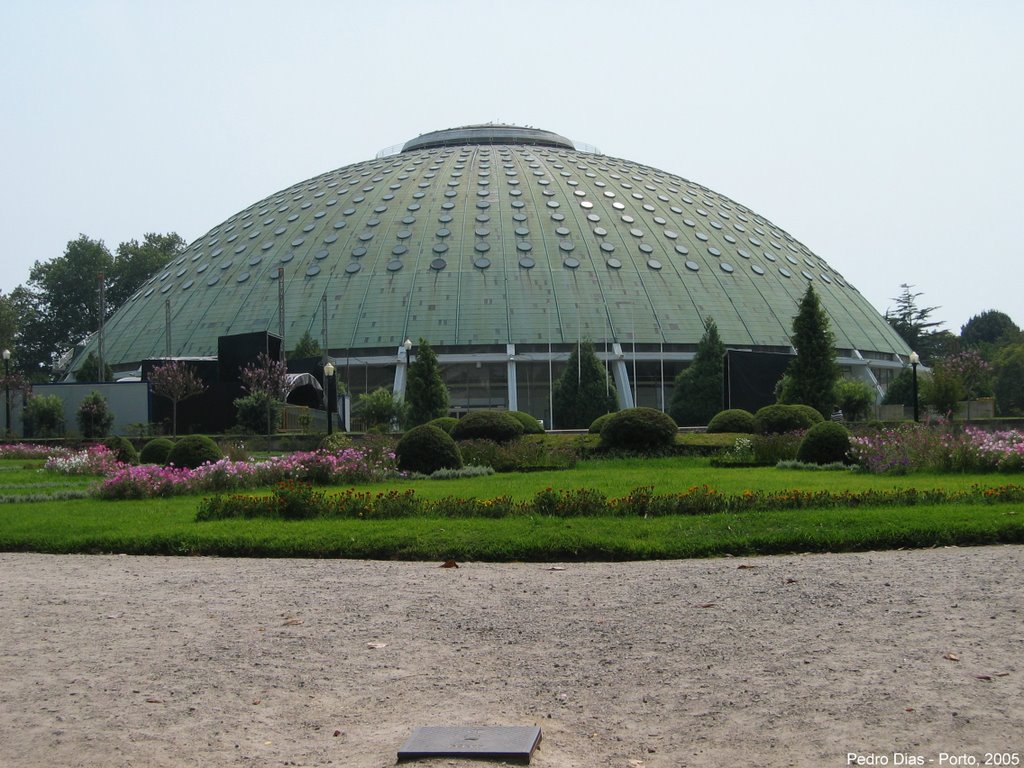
[2,349,10,437]
[403,338,413,364]
[324,361,335,435]
[909,351,920,422]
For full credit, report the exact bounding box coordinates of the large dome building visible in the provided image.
[75,124,911,424]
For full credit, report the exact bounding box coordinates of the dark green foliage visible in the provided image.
[797,421,852,465]
[109,233,187,308]
[588,412,615,434]
[166,434,222,469]
[669,318,724,426]
[395,424,463,475]
[754,404,821,434]
[884,284,947,364]
[76,391,114,438]
[599,407,678,452]
[960,310,1020,347]
[233,392,283,435]
[451,410,523,443]
[922,370,965,417]
[405,338,449,427]
[994,345,1024,415]
[784,285,839,418]
[707,409,756,434]
[552,340,617,429]
[139,437,175,465]
[102,435,137,464]
[882,367,921,406]
[427,416,458,434]
[833,379,876,421]
[319,433,352,452]
[75,351,112,382]
[509,411,544,434]
[355,387,407,432]
[414,437,575,473]
[289,330,322,360]
[791,404,825,426]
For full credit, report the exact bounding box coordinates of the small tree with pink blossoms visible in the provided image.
[148,360,207,437]
[236,353,290,435]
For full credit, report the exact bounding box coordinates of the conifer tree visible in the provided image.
[405,338,449,427]
[552,340,617,429]
[669,318,724,426]
[784,284,838,418]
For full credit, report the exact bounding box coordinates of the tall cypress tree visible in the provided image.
[669,317,725,426]
[405,337,449,427]
[552,340,617,429]
[785,284,838,418]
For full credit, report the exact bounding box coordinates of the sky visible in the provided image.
[2,0,1021,335]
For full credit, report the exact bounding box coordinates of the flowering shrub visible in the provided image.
[95,444,400,499]
[0,443,70,460]
[850,424,1024,474]
[44,445,120,475]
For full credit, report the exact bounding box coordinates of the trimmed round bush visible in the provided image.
[396,424,463,475]
[509,410,544,434]
[796,421,852,465]
[588,412,616,435]
[166,434,223,469]
[791,404,826,426]
[102,435,138,464]
[319,432,352,452]
[451,410,524,443]
[426,416,458,435]
[599,407,678,452]
[139,437,175,465]
[754,404,821,434]
[706,409,756,434]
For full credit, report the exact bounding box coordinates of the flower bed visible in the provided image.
[850,425,1024,474]
[95,445,400,499]
[196,481,1024,521]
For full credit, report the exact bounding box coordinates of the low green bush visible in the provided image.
[102,435,138,464]
[319,432,352,452]
[797,421,853,465]
[77,391,115,439]
[166,434,222,469]
[451,410,524,443]
[395,424,463,475]
[427,416,458,435]
[599,408,678,452]
[754,404,821,434]
[139,437,175,465]
[233,392,283,435]
[707,409,756,434]
[588,412,616,434]
[752,432,804,463]
[792,404,826,426]
[509,410,545,434]
[457,438,576,472]
[25,395,65,438]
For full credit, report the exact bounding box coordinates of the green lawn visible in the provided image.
[1,456,1022,561]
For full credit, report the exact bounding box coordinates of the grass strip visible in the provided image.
[1,496,1021,560]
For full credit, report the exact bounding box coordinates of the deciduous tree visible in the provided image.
[148,360,207,437]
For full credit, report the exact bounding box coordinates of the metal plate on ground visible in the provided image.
[398,725,542,763]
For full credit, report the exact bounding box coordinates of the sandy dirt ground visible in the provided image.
[0,547,1021,768]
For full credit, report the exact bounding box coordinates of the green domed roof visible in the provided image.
[79,125,910,371]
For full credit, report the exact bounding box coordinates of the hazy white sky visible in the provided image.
[2,0,1021,334]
